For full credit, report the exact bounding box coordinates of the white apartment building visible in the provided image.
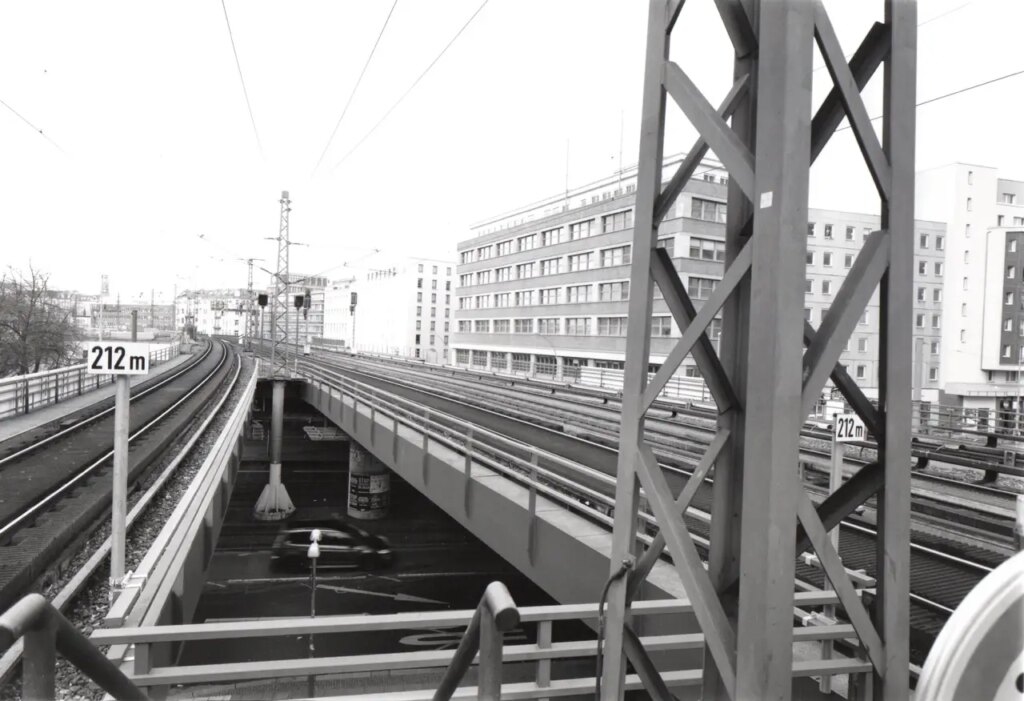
[917,163,1024,421]
[453,156,946,399]
[176,289,249,337]
[323,257,455,362]
[257,273,328,345]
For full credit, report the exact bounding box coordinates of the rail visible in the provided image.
[0,594,145,700]
[433,581,520,700]
[0,343,180,419]
[90,593,861,697]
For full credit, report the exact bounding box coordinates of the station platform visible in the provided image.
[0,350,194,444]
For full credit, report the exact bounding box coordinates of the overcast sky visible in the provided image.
[2,0,1022,300]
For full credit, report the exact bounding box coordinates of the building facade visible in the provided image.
[322,257,455,362]
[917,162,1024,419]
[453,157,946,400]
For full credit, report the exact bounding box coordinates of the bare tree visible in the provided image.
[0,266,82,376]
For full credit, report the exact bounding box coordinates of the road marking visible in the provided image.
[317,583,447,605]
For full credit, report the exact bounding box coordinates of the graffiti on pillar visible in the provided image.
[350,472,390,512]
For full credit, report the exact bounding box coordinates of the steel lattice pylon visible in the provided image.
[270,191,292,378]
[602,2,915,699]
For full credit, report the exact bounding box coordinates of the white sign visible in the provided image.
[833,413,865,443]
[87,342,150,375]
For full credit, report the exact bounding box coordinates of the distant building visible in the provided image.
[322,257,455,362]
[917,163,1024,421]
[176,289,250,337]
[256,273,328,345]
[453,155,945,400]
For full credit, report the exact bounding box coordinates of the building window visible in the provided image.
[564,284,590,303]
[539,258,562,276]
[806,279,813,294]
[459,273,472,287]
[569,220,593,240]
[496,267,512,282]
[1003,344,1012,358]
[687,276,718,300]
[933,289,942,302]
[804,308,813,322]
[416,320,422,331]
[474,320,490,333]
[515,290,535,306]
[475,270,491,284]
[455,349,469,364]
[844,253,853,269]
[857,337,868,352]
[960,330,966,343]
[597,316,628,336]
[565,317,591,335]
[416,292,422,303]
[602,210,634,233]
[691,197,727,223]
[493,319,510,333]
[599,281,630,302]
[446,267,451,275]
[430,321,436,331]
[930,341,939,354]
[934,262,943,276]
[539,288,560,305]
[808,223,816,237]
[418,263,424,272]
[967,170,973,185]
[494,293,510,307]
[1016,217,1024,226]
[860,310,869,325]
[918,261,927,275]
[416,306,422,317]
[457,320,471,332]
[431,279,438,290]
[936,235,944,251]
[417,278,423,288]
[931,314,940,329]
[1002,192,1017,205]
[965,223,971,237]
[824,224,833,239]
[657,237,675,257]
[516,262,535,279]
[474,295,490,309]
[1011,240,1018,253]
[537,318,559,334]
[446,280,451,291]
[540,228,563,246]
[650,316,672,337]
[855,365,866,380]
[845,226,855,241]
[823,252,833,267]
[517,234,537,251]
[445,295,450,304]
[567,252,594,272]
[1006,292,1015,305]
[962,277,969,291]
[600,246,632,267]
[1005,318,1014,332]
[966,197,973,211]
[822,280,832,295]
[689,237,725,261]
[919,234,929,249]
[514,319,534,334]
[806,251,815,265]
[917,287,926,302]
[998,215,1005,227]
[496,240,513,256]
[1009,266,1017,279]
[961,303,967,317]
[476,246,492,260]
[915,313,924,328]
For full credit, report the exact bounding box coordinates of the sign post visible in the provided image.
[820,411,866,692]
[87,341,150,602]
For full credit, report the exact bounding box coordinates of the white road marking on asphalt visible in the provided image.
[317,583,447,605]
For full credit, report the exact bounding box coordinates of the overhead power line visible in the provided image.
[312,0,400,175]
[220,0,264,157]
[330,0,490,173]
[0,97,65,153]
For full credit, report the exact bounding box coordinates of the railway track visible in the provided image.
[0,339,238,614]
[293,352,1009,667]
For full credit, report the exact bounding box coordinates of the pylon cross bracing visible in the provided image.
[602,1,914,699]
[270,192,292,378]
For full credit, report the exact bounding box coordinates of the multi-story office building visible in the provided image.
[917,163,1024,419]
[453,157,946,400]
[323,257,455,362]
[254,273,328,344]
[322,278,356,345]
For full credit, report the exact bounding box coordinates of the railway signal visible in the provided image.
[87,340,151,602]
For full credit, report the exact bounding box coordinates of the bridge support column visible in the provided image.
[528,354,537,377]
[348,442,390,520]
[555,356,564,381]
[254,380,295,521]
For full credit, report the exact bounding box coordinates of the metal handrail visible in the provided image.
[0,342,180,419]
[0,594,145,700]
[433,582,520,700]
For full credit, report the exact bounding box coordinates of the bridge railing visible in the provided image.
[90,592,861,698]
[0,594,145,700]
[0,343,180,420]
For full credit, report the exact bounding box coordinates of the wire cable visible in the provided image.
[329,0,489,173]
[220,0,264,157]
[0,97,65,153]
[594,558,634,701]
[312,0,399,175]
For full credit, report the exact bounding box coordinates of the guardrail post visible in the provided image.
[53,375,59,406]
[22,378,30,415]
[463,427,474,516]
[78,368,83,396]
[23,611,58,700]
[478,606,502,699]
[536,619,552,701]
[421,409,431,485]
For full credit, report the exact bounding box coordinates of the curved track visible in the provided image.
[0,340,238,613]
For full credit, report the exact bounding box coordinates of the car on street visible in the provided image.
[271,522,393,571]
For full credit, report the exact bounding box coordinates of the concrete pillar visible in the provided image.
[528,354,537,377]
[348,442,390,520]
[506,352,513,373]
[485,351,492,372]
[555,356,565,381]
[254,380,295,520]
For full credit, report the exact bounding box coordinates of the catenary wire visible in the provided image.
[312,0,400,175]
[329,0,490,173]
[0,97,65,153]
[220,0,264,157]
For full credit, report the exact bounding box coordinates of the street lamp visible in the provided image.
[307,528,321,698]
